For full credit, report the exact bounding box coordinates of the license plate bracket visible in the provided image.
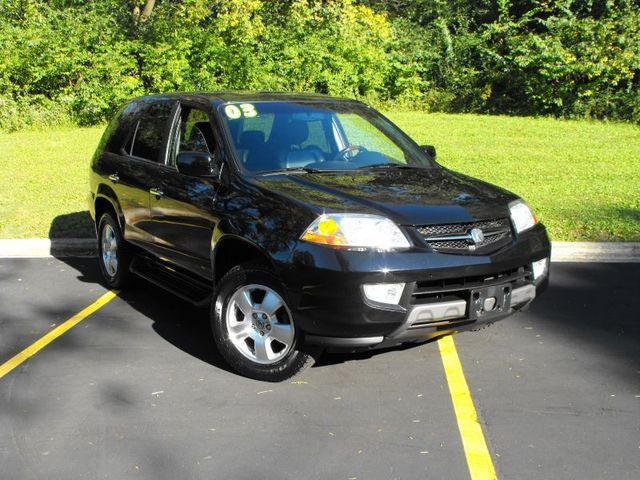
[469,284,512,320]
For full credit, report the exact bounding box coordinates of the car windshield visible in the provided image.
[218,101,434,173]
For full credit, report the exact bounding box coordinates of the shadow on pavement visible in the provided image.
[315,342,428,367]
[54,257,640,381]
[54,256,416,372]
[56,257,234,375]
[526,263,640,382]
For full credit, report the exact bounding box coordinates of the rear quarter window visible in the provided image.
[130,103,174,162]
[103,100,145,155]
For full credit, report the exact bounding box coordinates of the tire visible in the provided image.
[211,262,318,382]
[97,212,133,289]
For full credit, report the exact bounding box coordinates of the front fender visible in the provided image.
[211,233,277,271]
[209,179,311,281]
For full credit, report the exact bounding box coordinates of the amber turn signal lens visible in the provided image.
[301,216,347,246]
[317,217,340,236]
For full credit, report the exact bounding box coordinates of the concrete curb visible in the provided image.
[0,238,639,262]
[550,241,640,263]
[0,238,97,258]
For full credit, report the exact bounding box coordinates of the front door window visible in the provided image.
[168,107,217,168]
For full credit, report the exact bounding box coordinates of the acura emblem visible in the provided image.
[469,228,485,245]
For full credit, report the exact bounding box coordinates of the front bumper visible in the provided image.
[279,223,550,349]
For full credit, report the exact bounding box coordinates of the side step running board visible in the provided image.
[130,255,212,307]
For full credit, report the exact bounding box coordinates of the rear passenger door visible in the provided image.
[148,102,223,278]
[116,100,176,247]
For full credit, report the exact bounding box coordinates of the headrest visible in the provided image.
[287,120,309,145]
[239,130,266,148]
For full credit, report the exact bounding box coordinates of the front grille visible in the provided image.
[427,231,510,251]
[412,266,531,300]
[416,218,513,255]
[418,218,508,237]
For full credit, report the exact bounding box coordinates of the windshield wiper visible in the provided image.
[357,163,422,170]
[258,166,325,176]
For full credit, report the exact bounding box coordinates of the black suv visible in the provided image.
[89,92,550,381]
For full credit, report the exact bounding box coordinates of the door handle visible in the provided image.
[150,188,164,198]
[108,173,119,183]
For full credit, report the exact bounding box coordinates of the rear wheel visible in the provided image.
[97,213,133,289]
[211,263,318,381]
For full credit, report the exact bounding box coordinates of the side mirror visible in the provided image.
[421,144,436,160]
[176,151,219,177]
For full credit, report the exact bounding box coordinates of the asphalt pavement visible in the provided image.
[0,257,638,479]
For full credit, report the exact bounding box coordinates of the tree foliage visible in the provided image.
[0,0,638,130]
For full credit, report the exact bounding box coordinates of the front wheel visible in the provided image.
[211,263,318,382]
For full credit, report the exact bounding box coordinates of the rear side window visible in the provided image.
[129,103,174,162]
[101,106,128,155]
[104,101,145,154]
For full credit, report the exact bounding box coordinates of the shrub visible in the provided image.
[0,0,638,130]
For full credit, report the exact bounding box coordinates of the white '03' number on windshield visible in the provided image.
[224,103,258,119]
[224,104,241,119]
[239,103,257,118]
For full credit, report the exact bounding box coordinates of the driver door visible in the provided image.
[148,103,223,279]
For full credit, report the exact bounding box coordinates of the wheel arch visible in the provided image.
[94,190,124,235]
[211,235,277,287]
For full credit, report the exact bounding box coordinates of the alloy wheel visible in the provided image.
[225,284,295,365]
[101,223,119,278]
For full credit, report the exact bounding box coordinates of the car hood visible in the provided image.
[251,167,518,225]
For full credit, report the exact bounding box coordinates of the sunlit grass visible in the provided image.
[390,113,640,241]
[0,126,104,238]
[1,114,638,240]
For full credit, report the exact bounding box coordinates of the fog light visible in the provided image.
[362,283,405,305]
[532,258,548,281]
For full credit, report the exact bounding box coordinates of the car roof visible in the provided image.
[130,91,359,106]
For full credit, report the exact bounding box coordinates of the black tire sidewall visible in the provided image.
[97,213,130,289]
[211,264,314,382]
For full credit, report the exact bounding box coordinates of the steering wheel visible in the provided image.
[331,145,366,162]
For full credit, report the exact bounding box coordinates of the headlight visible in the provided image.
[301,213,411,250]
[509,200,538,234]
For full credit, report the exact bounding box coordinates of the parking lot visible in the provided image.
[1,257,639,479]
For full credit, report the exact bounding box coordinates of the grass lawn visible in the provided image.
[1,113,638,240]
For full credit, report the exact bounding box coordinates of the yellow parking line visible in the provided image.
[438,335,497,480]
[0,290,118,379]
